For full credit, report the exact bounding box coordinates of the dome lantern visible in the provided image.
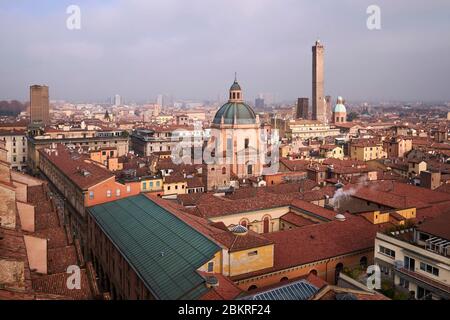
[212,76,257,126]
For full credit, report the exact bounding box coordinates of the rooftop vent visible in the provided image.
[205,276,219,289]
[335,213,346,222]
[230,224,248,236]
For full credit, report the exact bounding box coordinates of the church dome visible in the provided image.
[333,96,347,113]
[213,102,257,125]
[213,78,257,125]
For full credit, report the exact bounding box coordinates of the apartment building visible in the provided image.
[0,129,27,170]
[374,213,450,300]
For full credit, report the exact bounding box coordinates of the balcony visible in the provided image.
[395,267,450,300]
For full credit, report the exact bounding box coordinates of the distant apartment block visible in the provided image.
[27,125,129,174]
[30,85,50,126]
[0,129,27,170]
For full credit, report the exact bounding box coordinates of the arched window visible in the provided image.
[335,263,344,284]
[263,216,270,233]
[280,277,288,282]
[248,285,257,291]
[240,219,248,228]
[222,167,226,175]
[309,269,318,276]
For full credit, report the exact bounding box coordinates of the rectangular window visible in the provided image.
[244,138,249,149]
[89,191,94,200]
[207,262,214,272]
[116,189,121,197]
[248,250,258,256]
[380,265,388,275]
[404,256,415,271]
[150,181,154,188]
[106,190,112,198]
[156,181,160,187]
[126,185,131,193]
[399,278,409,289]
[143,182,147,190]
[379,245,395,258]
[420,262,439,276]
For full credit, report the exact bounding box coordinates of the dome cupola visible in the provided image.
[212,75,257,125]
[333,96,347,113]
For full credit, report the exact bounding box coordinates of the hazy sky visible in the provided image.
[1,0,449,103]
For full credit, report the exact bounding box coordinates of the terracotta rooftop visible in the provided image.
[417,212,450,240]
[38,144,114,190]
[280,212,318,227]
[290,199,336,221]
[279,158,310,171]
[263,215,382,273]
[198,272,243,300]
[348,181,450,212]
[47,246,79,274]
[193,192,293,218]
[32,269,93,300]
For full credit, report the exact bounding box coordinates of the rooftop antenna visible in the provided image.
[234,72,237,82]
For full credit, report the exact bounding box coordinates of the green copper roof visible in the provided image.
[213,102,257,125]
[333,103,347,113]
[87,194,220,300]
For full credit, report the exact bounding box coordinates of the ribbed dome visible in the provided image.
[230,224,248,235]
[213,102,257,125]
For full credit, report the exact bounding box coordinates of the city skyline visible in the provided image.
[1,0,450,102]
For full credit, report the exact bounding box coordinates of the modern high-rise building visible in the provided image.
[296,98,309,119]
[114,94,122,106]
[156,94,164,107]
[312,40,326,123]
[255,97,265,109]
[30,85,50,126]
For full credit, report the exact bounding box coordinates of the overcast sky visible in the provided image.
[0,0,449,103]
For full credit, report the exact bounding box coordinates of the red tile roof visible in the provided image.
[290,199,336,220]
[32,270,93,300]
[47,246,78,274]
[280,212,318,227]
[38,144,114,190]
[198,272,242,300]
[417,212,450,240]
[211,229,273,252]
[264,215,382,272]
